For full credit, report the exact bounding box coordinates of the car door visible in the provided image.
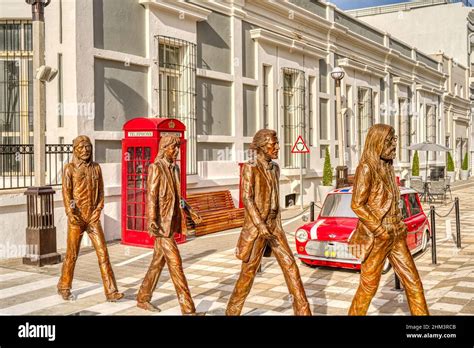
[406,193,425,251]
[400,194,415,249]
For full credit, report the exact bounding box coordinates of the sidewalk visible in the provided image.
[0,184,473,315]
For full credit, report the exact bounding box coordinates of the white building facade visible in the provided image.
[0,0,455,258]
[349,0,474,176]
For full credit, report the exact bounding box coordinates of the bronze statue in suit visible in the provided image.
[58,135,124,302]
[348,124,429,315]
[226,129,311,316]
[136,135,202,314]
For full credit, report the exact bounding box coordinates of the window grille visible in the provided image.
[282,68,306,169]
[357,87,373,151]
[155,36,197,175]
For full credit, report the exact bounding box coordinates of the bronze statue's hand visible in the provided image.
[396,220,408,238]
[373,226,391,240]
[149,221,165,237]
[191,211,203,225]
[257,223,275,240]
[89,209,101,223]
[68,213,83,226]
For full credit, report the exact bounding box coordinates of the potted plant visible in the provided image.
[447,151,455,183]
[460,152,469,180]
[318,147,334,203]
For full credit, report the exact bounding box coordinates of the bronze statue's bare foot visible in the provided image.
[137,301,161,312]
[106,292,124,302]
[58,289,74,301]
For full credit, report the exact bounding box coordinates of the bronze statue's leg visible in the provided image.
[388,237,429,315]
[87,221,119,296]
[226,236,267,316]
[137,238,166,303]
[159,236,196,314]
[270,230,311,316]
[349,237,392,315]
[57,224,84,292]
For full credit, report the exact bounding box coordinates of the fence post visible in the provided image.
[455,197,461,249]
[430,205,437,265]
[310,201,315,222]
[394,274,401,290]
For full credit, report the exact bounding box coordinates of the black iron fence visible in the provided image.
[0,144,72,190]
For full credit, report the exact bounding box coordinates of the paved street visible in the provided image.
[0,181,473,316]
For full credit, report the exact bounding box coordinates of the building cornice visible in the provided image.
[392,76,413,86]
[139,0,211,21]
[337,57,385,78]
[250,28,328,59]
[416,83,444,96]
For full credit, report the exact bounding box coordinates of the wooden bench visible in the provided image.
[185,190,244,236]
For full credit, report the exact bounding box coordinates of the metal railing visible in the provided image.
[0,144,72,190]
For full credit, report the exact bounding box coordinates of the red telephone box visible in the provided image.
[122,117,187,248]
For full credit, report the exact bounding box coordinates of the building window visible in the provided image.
[308,76,315,146]
[319,59,328,94]
[320,144,329,159]
[357,87,373,151]
[454,83,458,96]
[426,104,436,160]
[57,53,64,127]
[319,98,329,140]
[156,36,197,175]
[460,85,464,99]
[263,65,271,129]
[398,97,410,162]
[0,21,33,146]
[282,68,305,169]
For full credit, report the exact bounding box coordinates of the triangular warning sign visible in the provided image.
[291,135,310,154]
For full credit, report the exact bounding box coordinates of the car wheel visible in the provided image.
[381,258,391,274]
[421,230,430,252]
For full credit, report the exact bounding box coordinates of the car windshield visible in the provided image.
[320,194,357,218]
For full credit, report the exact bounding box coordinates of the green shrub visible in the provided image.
[447,152,455,172]
[322,147,333,186]
[462,152,469,171]
[412,151,420,176]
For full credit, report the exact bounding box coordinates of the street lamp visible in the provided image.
[23,0,61,267]
[331,66,348,188]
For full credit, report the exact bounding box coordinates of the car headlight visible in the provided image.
[295,229,308,243]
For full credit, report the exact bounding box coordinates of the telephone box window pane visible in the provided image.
[144,147,151,160]
[127,189,135,202]
[127,203,134,217]
[127,217,134,230]
[136,218,143,231]
[136,147,142,160]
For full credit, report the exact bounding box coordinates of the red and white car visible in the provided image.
[295,187,431,273]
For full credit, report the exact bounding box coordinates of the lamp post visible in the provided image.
[23,0,60,267]
[331,66,348,188]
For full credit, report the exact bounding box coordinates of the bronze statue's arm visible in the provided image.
[241,163,264,227]
[351,163,383,236]
[96,164,105,211]
[146,163,162,236]
[62,164,75,217]
[90,164,104,223]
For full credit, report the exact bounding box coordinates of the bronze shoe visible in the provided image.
[137,301,161,312]
[183,311,206,316]
[58,289,74,301]
[106,292,124,302]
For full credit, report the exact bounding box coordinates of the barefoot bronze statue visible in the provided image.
[226,129,311,316]
[348,124,429,315]
[136,135,202,315]
[58,135,124,302]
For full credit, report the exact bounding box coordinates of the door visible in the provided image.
[406,193,425,251]
[399,194,415,249]
[122,139,157,247]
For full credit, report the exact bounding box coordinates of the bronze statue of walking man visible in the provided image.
[136,135,202,315]
[348,124,429,315]
[58,135,124,302]
[226,129,311,316]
